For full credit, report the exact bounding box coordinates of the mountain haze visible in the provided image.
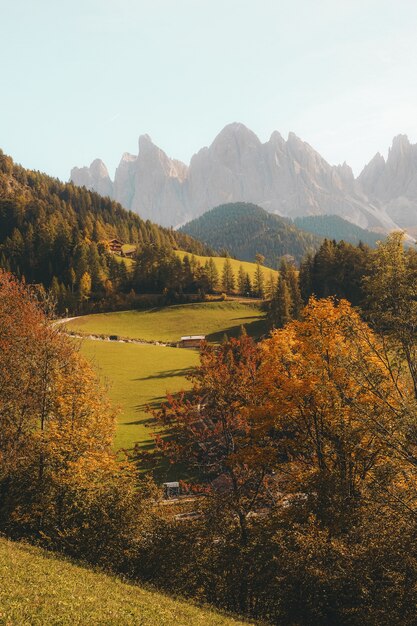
[71,124,417,232]
[294,215,381,247]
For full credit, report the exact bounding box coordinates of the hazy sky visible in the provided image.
[2,0,417,180]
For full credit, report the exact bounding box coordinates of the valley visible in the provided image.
[66,301,268,451]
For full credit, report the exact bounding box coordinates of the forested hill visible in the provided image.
[180,202,321,267]
[294,214,381,247]
[0,149,211,288]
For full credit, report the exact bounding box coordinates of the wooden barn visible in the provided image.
[177,335,205,349]
[108,238,123,254]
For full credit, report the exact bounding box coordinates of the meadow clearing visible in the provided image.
[70,302,267,452]
[79,340,199,451]
[66,301,266,343]
[174,250,279,283]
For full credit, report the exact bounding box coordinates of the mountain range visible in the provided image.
[70,124,417,232]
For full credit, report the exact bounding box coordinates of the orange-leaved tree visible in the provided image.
[0,270,147,565]
[257,297,408,533]
[153,331,275,540]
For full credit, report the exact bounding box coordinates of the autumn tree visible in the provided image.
[259,297,408,533]
[0,270,148,566]
[363,231,417,397]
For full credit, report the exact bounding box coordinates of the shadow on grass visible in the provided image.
[134,367,195,381]
[207,318,268,343]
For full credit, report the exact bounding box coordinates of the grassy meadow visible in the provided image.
[79,340,199,451]
[175,249,278,283]
[66,301,267,343]
[0,538,248,626]
[120,245,279,283]
[69,302,268,452]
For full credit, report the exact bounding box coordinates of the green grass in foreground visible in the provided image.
[79,340,199,452]
[0,537,249,626]
[67,301,267,343]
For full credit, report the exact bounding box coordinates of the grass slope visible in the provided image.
[66,301,267,344]
[0,538,248,626]
[79,340,199,451]
[175,250,278,283]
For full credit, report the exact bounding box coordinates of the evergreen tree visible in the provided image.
[243,273,252,296]
[287,264,303,319]
[265,273,276,300]
[237,264,246,295]
[222,257,235,293]
[299,253,314,302]
[205,258,219,292]
[268,274,293,328]
[78,271,92,302]
[253,263,265,298]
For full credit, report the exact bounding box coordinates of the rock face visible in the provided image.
[70,124,417,231]
[70,159,113,199]
[357,135,417,228]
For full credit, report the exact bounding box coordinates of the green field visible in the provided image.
[0,538,248,626]
[70,302,267,453]
[66,301,267,343]
[175,249,278,283]
[79,340,198,451]
[119,244,278,285]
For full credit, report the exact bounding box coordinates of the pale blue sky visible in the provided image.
[2,0,417,180]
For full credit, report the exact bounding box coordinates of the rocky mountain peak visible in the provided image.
[389,133,411,156]
[70,159,113,198]
[70,125,417,232]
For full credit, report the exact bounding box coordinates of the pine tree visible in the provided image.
[204,258,219,292]
[238,264,246,295]
[244,273,252,296]
[269,274,293,328]
[222,257,235,293]
[78,271,92,302]
[265,273,276,300]
[287,264,303,319]
[253,263,265,298]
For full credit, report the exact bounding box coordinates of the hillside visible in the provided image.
[66,301,267,343]
[0,150,211,293]
[294,214,381,246]
[175,249,278,284]
[180,202,320,267]
[0,538,248,625]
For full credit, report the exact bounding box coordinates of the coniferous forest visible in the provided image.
[0,150,214,312]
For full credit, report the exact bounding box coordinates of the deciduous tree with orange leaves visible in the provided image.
[0,270,148,565]
[257,296,417,533]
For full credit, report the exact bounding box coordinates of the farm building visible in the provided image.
[163,481,180,499]
[108,238,123,254]
[178,335,205,349]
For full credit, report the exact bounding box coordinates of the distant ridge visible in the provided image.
[293,215,381,247]
[70,123,417,232]
[180,202,321,268]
